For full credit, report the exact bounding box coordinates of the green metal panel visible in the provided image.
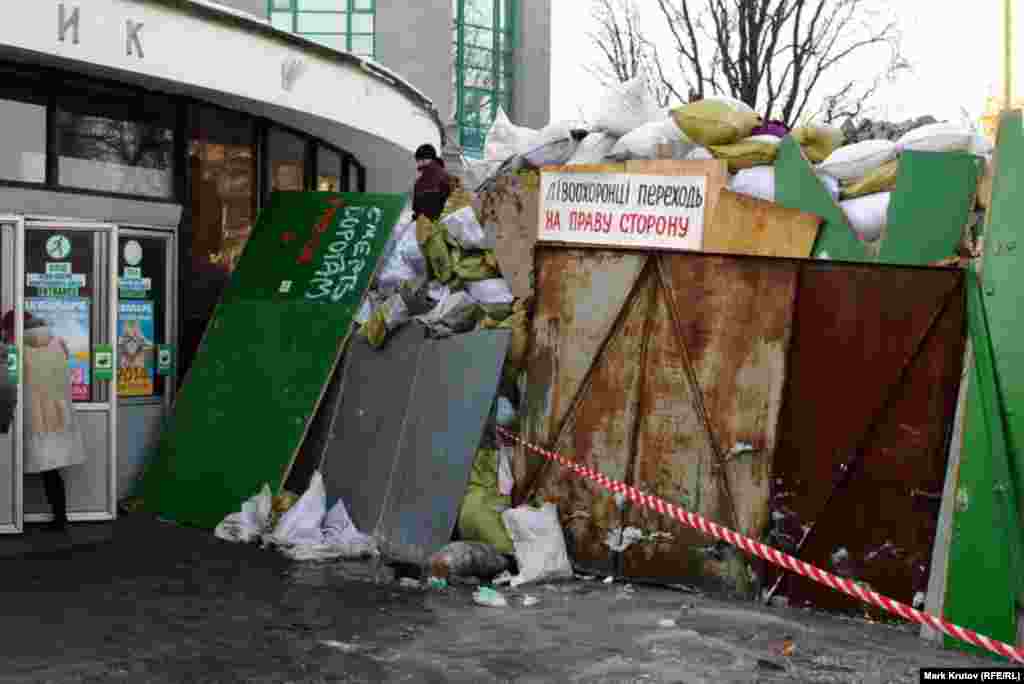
[774,137,867,262]
[879,151,980,266]
[142,191,404,530]
[943,267,1022,657]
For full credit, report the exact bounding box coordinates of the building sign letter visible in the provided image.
[58,3,80,45]
[126,20,144,58]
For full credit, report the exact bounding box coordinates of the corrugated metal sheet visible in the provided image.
[767,264,965,612]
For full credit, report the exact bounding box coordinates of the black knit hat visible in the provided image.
[414,144,438,161]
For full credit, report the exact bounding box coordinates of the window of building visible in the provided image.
[317,145,343,191]
[56,86,176,198]
[454,0,516,158]
[0,66,48,184]
[188,106,258,277]
[266,126,309,205]
[269,0,376,59]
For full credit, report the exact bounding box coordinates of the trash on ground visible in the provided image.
[473,586,508,608]
[214,483,272,544]
[521,595,539,607]
[399,578,422,590]
[502,502,574,587]
[492,570,514,586]
[603,576,615,584]
[658,618,677,628]
[428,541,511,581]
[456,449,515,553]
[427,576,448,590]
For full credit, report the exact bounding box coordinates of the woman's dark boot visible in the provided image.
[42,469,68,532]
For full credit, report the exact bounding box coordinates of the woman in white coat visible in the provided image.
[2,311,87,532]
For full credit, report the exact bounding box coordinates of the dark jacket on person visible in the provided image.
[413,159,452,221]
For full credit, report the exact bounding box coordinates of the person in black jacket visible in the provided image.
[412,144,452,221]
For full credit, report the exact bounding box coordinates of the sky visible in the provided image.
[550,1,1009,127]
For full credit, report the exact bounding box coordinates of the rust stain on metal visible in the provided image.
[768,265,965,612]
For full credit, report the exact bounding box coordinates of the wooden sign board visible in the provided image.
[537,160,726,252]
[142,191,405,530]
[704,189,822,259]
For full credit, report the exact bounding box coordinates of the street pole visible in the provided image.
[1006,0,1014,110]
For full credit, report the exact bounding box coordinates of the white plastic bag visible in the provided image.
[729,166,776,202]
[442,207,487,250]
[686,146,714,161]
[523,138,580,168]
[497,445,515,496]
[568,132,617,165]
[416,290,479,336]
[897,122,972,154]
[215,483,272,544]
[536,120,586,148]
[840,192,891,243]
[285,497,378,561]
[502,503,574,587]
[592,77,663,137]
[608,118,688,161]
[466,279,514,305]
[268,472,327,547]
[485,107,540,162]
[816,140,898,181]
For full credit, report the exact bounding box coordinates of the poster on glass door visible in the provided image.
[117,300,155,397]
[25,297,91,401]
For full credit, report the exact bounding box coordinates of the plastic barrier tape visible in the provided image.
[497,426,1024,664]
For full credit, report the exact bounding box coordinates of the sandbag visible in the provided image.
[416,218,454,283]
[608,118,688,161]
[215,484,273,544]
[592,77,663,137]
[840,192,890,243]
[361,292,410,348]
[841,159,899,200]
[457,448,514,554]
[451,248,500,282]
[502,502,574,587]
[709,134,780,172]
[729,166,776,202]
[484,107,540,162]
[268,472,327,547]
[897,122,972,154]
[536,120,586,147]
[671,99,761,147]
[568,132,618,165]
[792,125,845,164]
[442,206,488,250]
[466,278,514,305]
[686,146,714,161]
[816,139,898,182]
[479,303,529,371]
[416,290,481,337]
[523,137,581,168]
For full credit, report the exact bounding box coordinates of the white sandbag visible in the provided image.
[703,95,757,116]
[592,77,663,137]
[523,138,580,168]
[686,146,714,161]
[214,484,272,544]
[464,158,502,189]
[536,120,586,148]
[279,495,379,561]
[484,107,540,162]
[568,132,618,165]
[840,192,891,243]
[268,472,328,547]
[354,292,381,326]
[502,503,574,587]
[816,140,898,182]
[416,290,479,336]
[442,207,487,250]
[466,278,514,305]
[968,134,993,157]
[897,122,972,154]
[495,397,518,427]
[608,118,688,160]
[729,166,775,202]
[815,172,841,201]
[497,445,515,496]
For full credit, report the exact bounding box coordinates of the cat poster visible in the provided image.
[117,300,155,397]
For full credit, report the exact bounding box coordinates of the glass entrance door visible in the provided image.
[0,217,23,533]
[21,221,118,523]
[116,229,174,500]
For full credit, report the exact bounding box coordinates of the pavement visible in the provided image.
[0,514,1011,683]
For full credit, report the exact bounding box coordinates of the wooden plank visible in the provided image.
[702,189,822,259]
[142,191,404,529]
[878,151,980,266]
[774,136,867,262]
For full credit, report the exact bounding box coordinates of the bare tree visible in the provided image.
[591,0,909,126]
[586,0,671,107]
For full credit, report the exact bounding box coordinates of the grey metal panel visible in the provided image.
[375,329,511,565]
[24,411,110,517]
[117,403,165,500]
[321,325,427,532]
[0,187,182,230]
[0,432,13,527]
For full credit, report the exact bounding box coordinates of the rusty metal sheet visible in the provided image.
[621,255,799,592]
[768,264,965,612]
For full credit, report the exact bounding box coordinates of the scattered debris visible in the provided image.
[473,587,508,608]
[399,578,422,590]
[522,595,540,607]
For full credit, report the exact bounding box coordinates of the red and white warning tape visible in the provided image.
[497,426,1024,664]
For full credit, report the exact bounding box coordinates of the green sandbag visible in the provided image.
[457,448,514,554]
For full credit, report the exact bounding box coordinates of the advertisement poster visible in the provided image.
[117,300,155,397]
[25,297,91,401]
